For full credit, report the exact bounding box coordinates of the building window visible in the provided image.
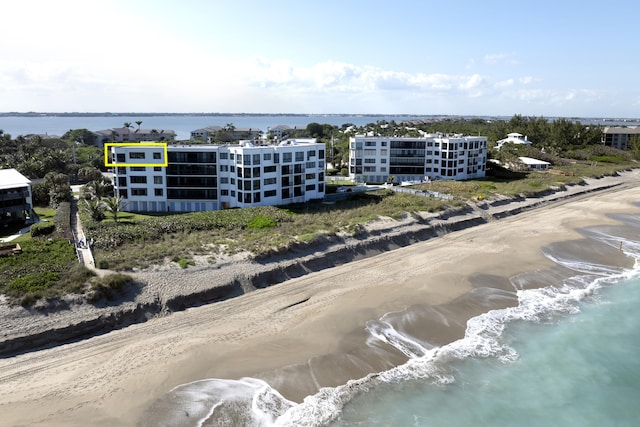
[264,190,276,197]
[131,166,146,171]
[117,167,126,174]
[253,192,261,203]
[253,167,260,177]
[153,152,162,159]
[264,165,276,173]
[154,166,162,171]
[118,177,127,187]
[130,176,147,184]
[221,189,229,196]
[273,153,279,163]
[295,151,304,162]
[131,188,148,196]
[263,153,271,161]
[283,152,292,163]
[253,154,260,164]
[264,177,276,185]
[129,152,145,159]
[220,152,228,159]
[154,176,163,184]
[116,153,126,162]
[220,177,229,184]
[155,188,163,196]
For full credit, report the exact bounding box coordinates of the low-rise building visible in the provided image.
[348,134,488,183]
[601,126,640,150]
[110,139,325,212]
[0,169,33,225]
[190,126,261,142]
[94,128,176,145]
[518,156,550,171]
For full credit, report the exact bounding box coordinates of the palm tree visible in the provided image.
[84,198,105,222]
[103,195,125,222]
[135,121,142,133]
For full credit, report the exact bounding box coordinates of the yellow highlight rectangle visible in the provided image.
[104,142,168,167]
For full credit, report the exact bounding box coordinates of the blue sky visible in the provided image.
[1,0,638,117]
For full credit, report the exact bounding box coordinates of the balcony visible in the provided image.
[0,203,30,213]
[0,190,29,201]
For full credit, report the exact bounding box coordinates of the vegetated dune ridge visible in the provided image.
[0,170,638,357]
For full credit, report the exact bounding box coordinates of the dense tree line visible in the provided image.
[0,129,103,180]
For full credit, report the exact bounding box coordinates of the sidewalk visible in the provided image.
[70,199,95,269]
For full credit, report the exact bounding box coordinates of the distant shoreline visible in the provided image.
[0,112,639,122]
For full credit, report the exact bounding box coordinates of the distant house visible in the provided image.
[496,132,532,150]
[190,126,261,142]
[190,126,223,142]
[93,128,176,145]
[518,156,550,171]
[601,126,640,150]
[267,125,292,141]
[0,169,33,225]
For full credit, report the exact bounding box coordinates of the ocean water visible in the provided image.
[140,213,640,426]
[2,115,640,141]
[0,114,425,141]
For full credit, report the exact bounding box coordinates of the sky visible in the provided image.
[1,0,639,117]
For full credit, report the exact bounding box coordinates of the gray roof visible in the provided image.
[603,126,640,135]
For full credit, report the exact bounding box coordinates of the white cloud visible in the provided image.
[246,58,489,98]
[484,53,520,65]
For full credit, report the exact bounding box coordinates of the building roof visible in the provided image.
[519,156,550,166]
[603,126,640,135]
[0,168,31,190]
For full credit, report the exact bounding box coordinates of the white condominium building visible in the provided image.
[349,135,488,183]
[110,139,326,212]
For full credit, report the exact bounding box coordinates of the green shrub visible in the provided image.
[30,222,56,237]
[53,202,73,240]
[247,215,276,229]
[87,273,134,302]
[7,271,60,294]
[178,257,195,268]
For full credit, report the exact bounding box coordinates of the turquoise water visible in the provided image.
[333,277,640,426]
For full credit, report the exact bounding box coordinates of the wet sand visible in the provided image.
[1,179,639,426]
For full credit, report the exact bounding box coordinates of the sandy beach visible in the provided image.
[1,171,639,426]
